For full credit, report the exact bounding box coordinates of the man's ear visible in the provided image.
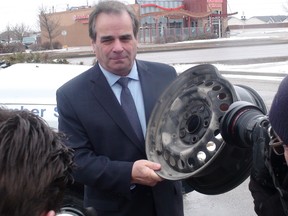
[91,40,97,53]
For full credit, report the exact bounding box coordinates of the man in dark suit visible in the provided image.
[56,1,184,215]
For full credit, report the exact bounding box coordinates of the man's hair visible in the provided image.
[0,108,74,216]
[89,0,139,41]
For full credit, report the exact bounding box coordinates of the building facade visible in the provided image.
[40,7,92,47]
[40,0,230,47]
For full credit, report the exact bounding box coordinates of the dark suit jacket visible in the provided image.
[56,60,184,216]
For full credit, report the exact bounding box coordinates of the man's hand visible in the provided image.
[131,160,163,186]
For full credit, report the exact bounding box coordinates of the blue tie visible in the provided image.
[118,77,144,141]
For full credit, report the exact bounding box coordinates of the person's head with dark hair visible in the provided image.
[0,108,74,216]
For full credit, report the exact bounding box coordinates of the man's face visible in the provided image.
[92,11,138,76]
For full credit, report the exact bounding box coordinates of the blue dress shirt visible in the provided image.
[99,62,147,136]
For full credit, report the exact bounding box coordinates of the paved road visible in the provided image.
[66,37,288,66]
[67,42,288,66]
[184,180,256,216]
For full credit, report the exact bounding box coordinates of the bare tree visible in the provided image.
[4,25,13,43]
[38,6,61,49]
[12,23,31,42]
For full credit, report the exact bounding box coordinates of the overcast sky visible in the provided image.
[228,0,287,18]
[0,0,287,31]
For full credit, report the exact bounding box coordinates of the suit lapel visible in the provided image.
[89,64,145,155]
[137,60,159,123]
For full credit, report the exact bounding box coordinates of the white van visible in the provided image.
[0,63,91,129]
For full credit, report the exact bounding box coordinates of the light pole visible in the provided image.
[61,30,67,50]
[241,12,246,30]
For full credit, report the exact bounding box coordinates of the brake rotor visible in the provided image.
[145,64,266,194]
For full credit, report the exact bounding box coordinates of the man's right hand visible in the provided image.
[131,160,163,186]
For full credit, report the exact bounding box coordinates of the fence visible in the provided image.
[138,26,216,44]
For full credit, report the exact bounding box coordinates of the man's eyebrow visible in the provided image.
[100,35,114,42]
[100,34,133,42]
[120,34,133,39]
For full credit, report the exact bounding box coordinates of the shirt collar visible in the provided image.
[99,61,139,87]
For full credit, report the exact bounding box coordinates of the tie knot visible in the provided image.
[118,77,130,88]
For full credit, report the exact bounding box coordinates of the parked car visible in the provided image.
[22,36,38,48]
[0,39,7,44]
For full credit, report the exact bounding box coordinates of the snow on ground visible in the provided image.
[173,61,288,75]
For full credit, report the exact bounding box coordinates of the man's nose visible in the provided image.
[112,39,124,52]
